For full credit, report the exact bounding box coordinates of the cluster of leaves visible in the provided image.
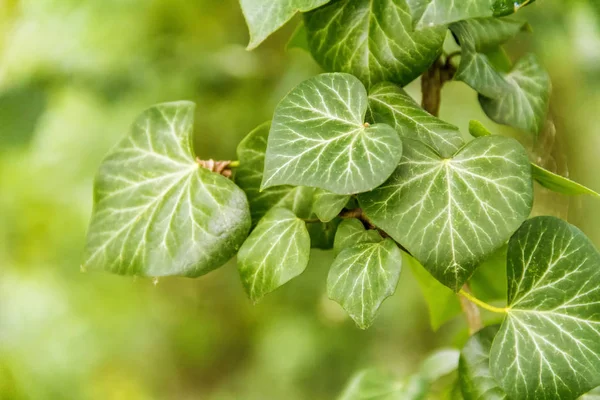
[82,0,600,399]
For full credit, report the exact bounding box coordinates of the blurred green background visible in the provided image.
[0,0,598,399]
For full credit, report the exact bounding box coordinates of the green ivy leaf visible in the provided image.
[359,137,533,291]
[333,218,383,256]
[490,216,600,400]
[304,0,446,88]
[240,0,330,50]
[420,348,460,383]
[451,19,550,135]
[237,207,310,302]
[408,0,534,29]
[328,239,402,329]
[307,218,341,249]
[286,21,310,52]
[367,82,465,158]
[313,189,351,222]
[531,164,600,198]
[83,102,251,277]
[459,325,507,400]
[339,369,428,400]
[262,73,402,195]
[468,120,493,138]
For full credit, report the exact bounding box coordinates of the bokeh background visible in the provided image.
[0,0,598,399]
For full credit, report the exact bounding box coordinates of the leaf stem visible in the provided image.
[229,161,240,168]
[459,289,508,314]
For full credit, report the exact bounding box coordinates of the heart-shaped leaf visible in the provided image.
[262,73,402,195]
[367,82,465,158]
[83,102,251,277]
[359,137,533,291]
[304,0,446,88]
[328,238,402,329]
[237,207,310,302]
[313,189,351,222]
[240,0,330,50]
[333,218,383,256]
[490,216,600,400]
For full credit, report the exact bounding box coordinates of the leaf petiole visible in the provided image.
[458,289,508,314]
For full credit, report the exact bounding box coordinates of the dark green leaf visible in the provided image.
[328,239,402,328]
[359,137,533,291]
[304,0,446,88]
[490,216,600,400]
[262,73,402,195]
[313,189,351,222]
[333,218,383,256]
[286,21,310,52]
[307,218,341,249]
[367,82,465,158]
[83,102,251,277]
[532,164,600,198]
[237,207,311,302]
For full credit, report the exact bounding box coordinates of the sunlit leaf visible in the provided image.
[328,239,402,329]
[359,137,533,291]
[240,0,330,50]
[468,120,493,138]
[262,73,402,195]
[238,207,310,302]
[83,102,251,277]
[490,216,600,400]
[367,82,465,158]
[339,369,428,400]
[333,218,383,256]
[304,0,446,88]
[531,164,600,198]
[313,189,351,222]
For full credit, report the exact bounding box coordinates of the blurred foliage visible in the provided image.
[0,0,599,399]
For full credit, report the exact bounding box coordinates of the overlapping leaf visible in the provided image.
[451,18,550,135]
[240,0,330,50]
[490,216,600,400]
[237,208,310,302]
[328,239,402,328]
[333,218,383,256]
[367,82,465,158]
[262,73,402,195]
[359,137,533,291]
[83,102,251,277]
[304,0,446,88]
[313,189,350,222]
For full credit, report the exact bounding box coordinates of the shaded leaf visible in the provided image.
[304,0,446,88]
[240,0,330,50]
[532,164,600,198]
[286,21,310,52]
[359,137,533,291]
[490,216,600,400]
[367,82,465,158]
[339,369,428,400]
[238,207,310,302]
[83,102,251,277]
[333,218,383,256]
[314,189,351,222]
[262,73,402,195]
[328,239,402,329]
[307,218,341,249]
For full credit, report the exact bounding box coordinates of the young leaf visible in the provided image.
[240,0,330,50]
[531,164,600,198]
[408,0,534,29]
[237,208,310,302]
[459,325,507,400]
[313,189,351,222]
[419,348,460,383]
[304,0,446,88]
[367,82,465,158]
[328,239,402,329]
[333,218,383,256]
[83,102,251,277]
[359,137,533,291]
[262,73,402,195]
[468,120,492,138]
[490,216,600,400]
[339,369,428,400]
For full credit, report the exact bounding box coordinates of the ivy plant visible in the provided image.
[82,0,600,399]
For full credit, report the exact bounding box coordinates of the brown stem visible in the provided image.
[421,55,458,117]
[196,158,236,178]
[459,284,483,335]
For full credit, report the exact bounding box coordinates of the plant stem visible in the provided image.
[459,289,508,314]
[421,55,457,117]
[459,285,483,335]
[196,158,238,177]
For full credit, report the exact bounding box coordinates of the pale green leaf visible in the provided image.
[83,102,251,277]
[359,137,533,291]
[420,348,460,383]
[531,164,600,198]
[333,218,383,256]
[314,189,351,222]
[237,207,310,302]
[328,239,402,329]
[367,82,465,158]
[339,369,428,400]
[490,216,600,400]
[240,0,330,50]
[468,120,492,138]
[408,0,534,29]
[262,73,402,195]
[304,0,446,88]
